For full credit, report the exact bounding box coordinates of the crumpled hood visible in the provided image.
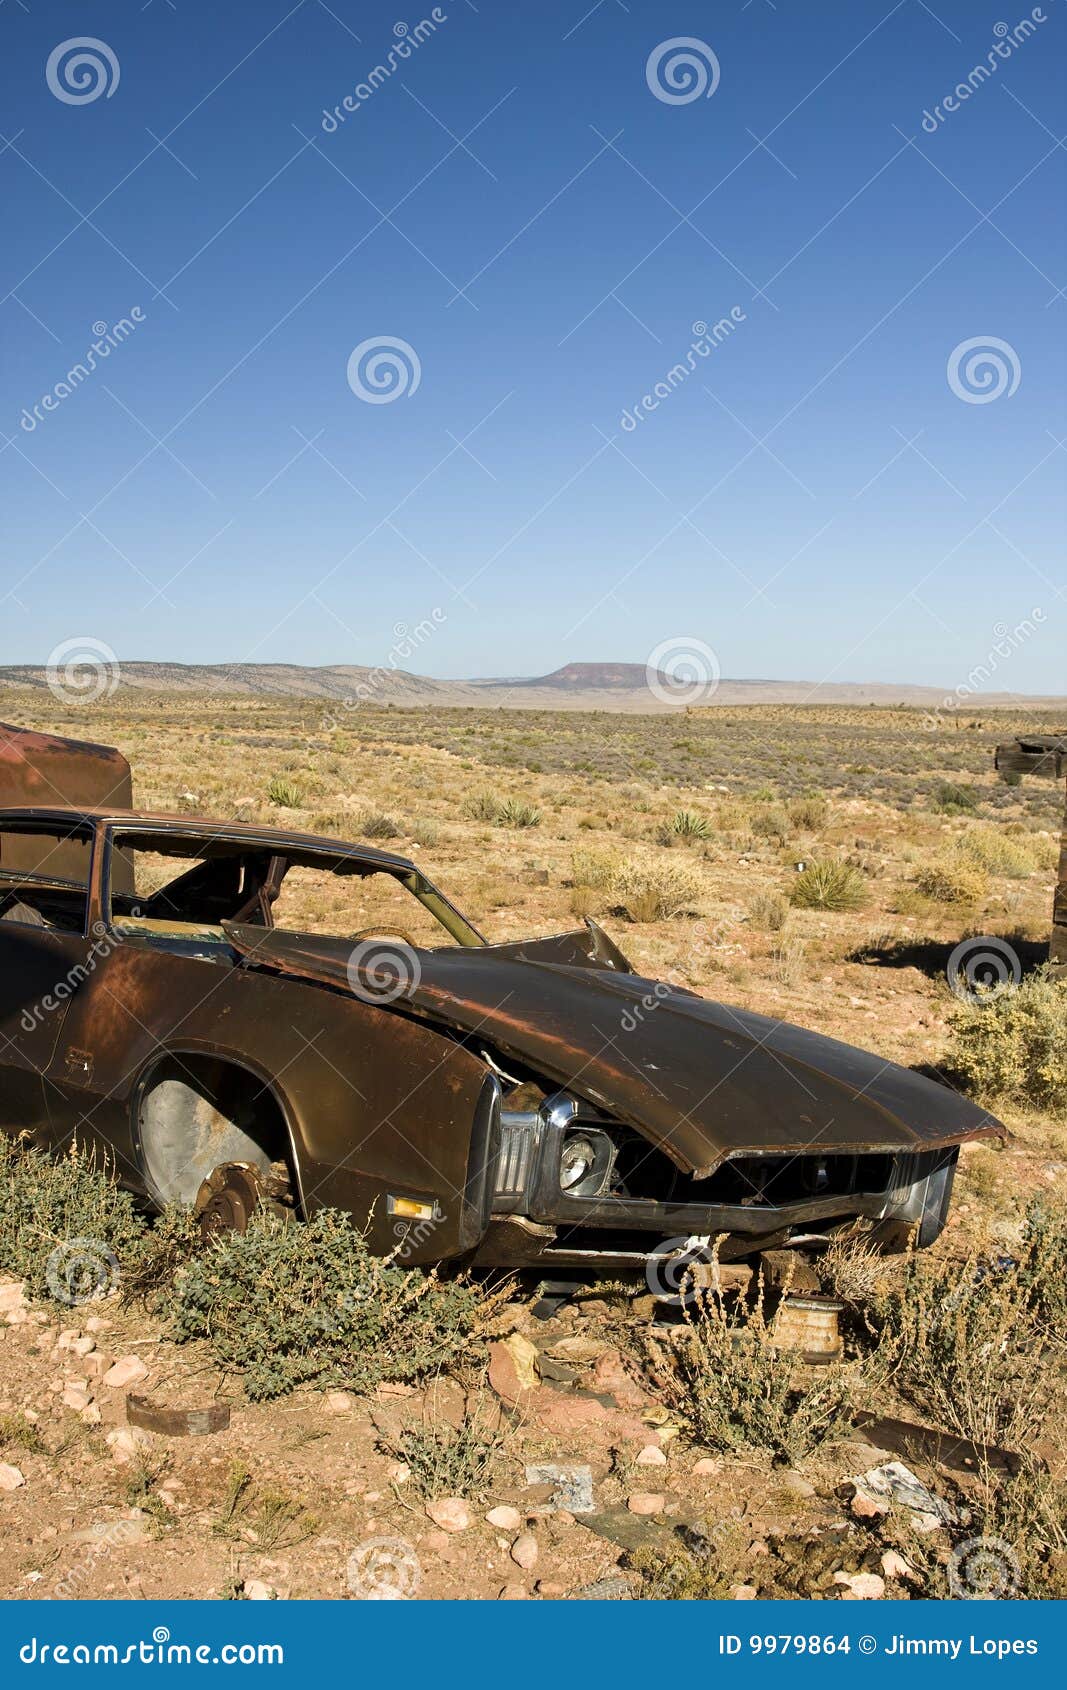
[224,923,1003,1176]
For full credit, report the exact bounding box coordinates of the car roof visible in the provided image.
[0,806,417,873]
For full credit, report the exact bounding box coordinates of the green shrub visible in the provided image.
[947,968,1067,1112]
[669,809,712,841]
[789,861,867,912]
[168,1208,497,1400]
[787,794,829,832]
[360,811,401,840]
[956,827,1035,879]
[267,776,304,808]
[641,1284,872,1465]
[378,1405,509,1500]
[750,804,791,842]
[461,791,502,823]
[571,847,619,891]
[0,1138,147,1305]
[933,781,978,815]
[612,854,704,922]
[914,850,988,905]
[748,889,788,932]
[494,798,541,829]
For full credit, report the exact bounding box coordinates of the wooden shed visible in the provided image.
[995,733,1066,977]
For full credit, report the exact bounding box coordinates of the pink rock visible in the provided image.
[510,1531,539,1570]
[0,1282,27,1315]
[323,1390,355,1415]
[83,1354,112,1379]
[104,1427,148,1465]
[486,1505,522,1531]
[692,1457,720,1476]
[533,1394,608,1436]
[101,1356,148,1390]
[635,1445,667,1467]
[422,1530,451,1555]
[425,1497,470,1534]
[626,1492,665,1516]
[498,1584,530,1599]
[591,1349,646,1408]
[730,1584,759,1600]
[61,1387,92,1412]
[487,1336,539,1408]
[0,1462,26,1491]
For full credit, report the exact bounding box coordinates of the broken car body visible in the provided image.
[0,722,1002,1280]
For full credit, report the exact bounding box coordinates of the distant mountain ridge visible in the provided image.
[0,660,1063,713]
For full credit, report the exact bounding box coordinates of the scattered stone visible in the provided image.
[102,1356,149,1390]
[486,1505,522,1532]
[542,1334,605,1364]
[524,1462,594,1514]
[535,1580,568,1599]
[104,1427,149,1465]
[850,1462,956,1525]
[0,1282,27,1316]
[780,1471,816,1498]
[84,1315,110,1333]
[575,1299,610,1320]
[61,1387,92,1413]
[386,1462,411,1485]
[425,1497,470,1534]
[83,1353,112,1379]
[488,1333,540,1406]
[881,1550,918,1583]
[56,1330,82,1351]
[324,1391,355,1416]
[851,1492,887,1521]
[730,1585,759,1600]
[532,1395,608,1437]
[692,1458,720,1477]
[570,1575,631,1601]
[421,1530,451,1555]
[635,1444,667,1467]
[626,1492,665,1516]
[0,1462,26,1491]
[510,1531,538,1570]
[577,1507,664,1554]
[498,1584,529,1599]
[243,1580,275,1601]
[835,1571,886,1600]
[591,1349,646,1408]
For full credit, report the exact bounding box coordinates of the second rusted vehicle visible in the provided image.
[0,722,1002,1283]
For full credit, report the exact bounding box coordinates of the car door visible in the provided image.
[0,820,97,1145]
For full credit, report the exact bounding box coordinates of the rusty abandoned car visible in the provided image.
[0,721,1001,1283]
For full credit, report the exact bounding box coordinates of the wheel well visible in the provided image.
[136,1053,296,1208]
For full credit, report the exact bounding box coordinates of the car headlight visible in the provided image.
[558,1127,614,1198]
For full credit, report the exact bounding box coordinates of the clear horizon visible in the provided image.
[2,1,1064,693]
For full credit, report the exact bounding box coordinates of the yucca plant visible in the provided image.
[789,860,868,912]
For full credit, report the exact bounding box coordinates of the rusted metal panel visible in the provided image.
[0,723,133,892]
[224,922,1002,1175]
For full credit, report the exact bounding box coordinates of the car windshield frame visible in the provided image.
[102,823,486,949]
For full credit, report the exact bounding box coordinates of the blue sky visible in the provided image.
[1,0,1064,691]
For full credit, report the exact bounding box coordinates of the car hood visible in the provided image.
[224,922,1003,1176]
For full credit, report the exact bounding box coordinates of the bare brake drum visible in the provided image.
[193,1159,295,1240]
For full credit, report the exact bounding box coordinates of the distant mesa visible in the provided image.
[0,659,1063,713]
